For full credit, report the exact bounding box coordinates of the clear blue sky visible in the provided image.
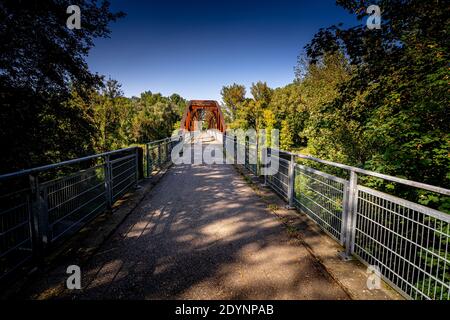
[87,0,358,102]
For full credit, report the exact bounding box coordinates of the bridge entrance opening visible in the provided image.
[180,100,226,133]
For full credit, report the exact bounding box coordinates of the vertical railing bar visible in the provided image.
[383,198,390,279]
[223,132,226,158]
[429,217,437,299]
[234,135,237,165]
[375,194,382,275]
[368,193,373,253]
[29,174,42,255]
[146,143,150,178]
[403,206,411,295]
[40,186,49,245]
[399,205,407,293]
[438,222,446,299]
[255,132,259,175]
[158,143,162,168]
[396,204,403,288]
[287,153,295,209]
[384,201,393,278]
[165,141,169,164]
[26,192,33,256]
[358,191,366,258]
[422,212,431,297]
[265,147,270,187]
[105,155,112,210]
[379,197,386,273]
[443,225,449,299]
[245,136,249,169]
[393,201,400,284]
[134,147,139,187]
[341,177,350,250]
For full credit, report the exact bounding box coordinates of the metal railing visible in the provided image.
[2,131,449,300]
[266,153,290,201]
[227,133,450,300]
[0,147,140,280]
[294,163,347,242]
[245,138,258,175]
[0,136,180,281]
[145,136,182,178]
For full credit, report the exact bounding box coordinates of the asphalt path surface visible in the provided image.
[67,141,348,299]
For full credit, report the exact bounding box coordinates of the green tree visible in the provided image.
[169,93,188,117]
[268,83,310,149]
[280,120,293,150]
[250,81,273,108]
[0,0,124,173]
[304,0,450,298]
[263,109,276,147]
[305,0,449,191]
[88,78,132,152]
[220,83,246,121]
[294,52,351,159]
[132,92,181,142]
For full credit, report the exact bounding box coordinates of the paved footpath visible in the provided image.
[63,156,349,300]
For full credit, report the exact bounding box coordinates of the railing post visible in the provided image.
[287,153,295,209]
[234,135,237,165]
[256,132,259,175]
[134,147,139,187]
[40,187,49,245]
[157,143,162,168]
[167,140,171,161]
[146,143,150,178]
[168,138,174,162]
[105,155,113,210]
[223,132,226,158]
[261,147,268,187]
[189,132,193,162]
[341,170,358,260]
[245,136,249,169]
[29,174,49,252]
[165,140,169,164]
[178,135,183,159]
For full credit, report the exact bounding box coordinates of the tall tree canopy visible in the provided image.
[250,81,273,108]
[0,0,124,173]
[222,0,449,211]
[220,83,246,121]
[304,0,449,199]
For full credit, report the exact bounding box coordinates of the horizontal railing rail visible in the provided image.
[0,147,138,181]
[288,153,450,196]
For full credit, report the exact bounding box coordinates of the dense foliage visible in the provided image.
[220,1,449,297]
[305,0,449,208]
[0,1,186,174]
[78,79,187,153]
[0,0,448,299]
[1,0,448,204]
[221,0,449,212]
[0,0,121,173]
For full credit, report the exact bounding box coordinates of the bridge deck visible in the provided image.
[61,158,348,299]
